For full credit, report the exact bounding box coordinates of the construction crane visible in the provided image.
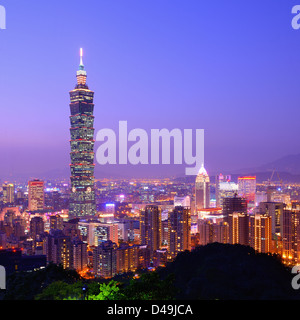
[268,169,283,188]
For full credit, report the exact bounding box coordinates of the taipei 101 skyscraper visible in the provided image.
[69,49,96,218]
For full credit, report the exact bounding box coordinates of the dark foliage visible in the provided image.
[117,272,177,300]
[158,243,300,300]
[0,263,81,300]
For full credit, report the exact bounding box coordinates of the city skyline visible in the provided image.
[1,0,300,181]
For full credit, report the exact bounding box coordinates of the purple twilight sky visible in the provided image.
[1,0,300,180]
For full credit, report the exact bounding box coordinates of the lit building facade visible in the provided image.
[168,206,191,258]
[215,174,237,207]
[93,222,119,246]
[195,164,210,212]
[258,202,285,235]
[198,219,229,245]
[140,205,161,259]
[72,239,88,271]
[238,176,256,204]
[215,174,238,208]
[249,213,272,253]
[45,229,72,269]
[28,180,45,211]
[116,243,139,273]
[93,240,118,278]
[69,49,96,218]
[281,209,300,265]
[2,183,14,204]
[174,196,191,208]
[228,212,249,246]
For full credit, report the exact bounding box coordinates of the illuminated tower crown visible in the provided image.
[76,48,87,86]
[195,163,210,211]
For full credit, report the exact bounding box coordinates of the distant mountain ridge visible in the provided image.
[236,153,300,176]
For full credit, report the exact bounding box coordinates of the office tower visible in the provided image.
[281,209,300,264]
[69,48,96,218]
[50,214,64,231]
[30,216,44,240]
[258,202,284,235]
[45,229,73,269]
[215,174,238,208]
[140,205,161,259]
[93,240,117,278]
[238,176,256,203]
[222,195,247,220]
[72,239,88,271]
[168,206,191,258]
[228,212,249,246]
[2,183,14,204]
[195,164,210,212]
[249,213,272,253]
[28,180,45,211]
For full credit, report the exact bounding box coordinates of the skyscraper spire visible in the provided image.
[195,163,210,212]
[79,48,84,70]
[76,48,87,86]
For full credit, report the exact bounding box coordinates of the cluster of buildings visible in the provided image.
[1,50,300,279]
[196,172,300,266]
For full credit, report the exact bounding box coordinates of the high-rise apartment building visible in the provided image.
[281,209,300,264]
[249,213,272,253]
[93,240,118,278]
[72,239,88,271]
[69,49,96,218]
[45,229,73,269]
[2,183,14,204]
[195,164,210,212]
[116,243,139,274]
[140,205,161,259]
[167,206,191,258]
[30,216,44,240]
[49,214,64,231]
[198,219,229,245]
[228,212,249,246]
[258,202,285,235]
[28,180,45,211]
